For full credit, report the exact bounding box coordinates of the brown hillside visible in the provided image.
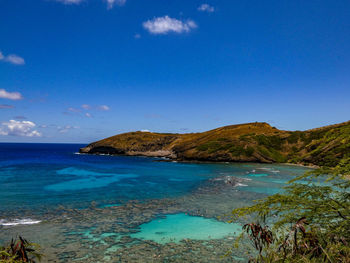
[80,121,350,166]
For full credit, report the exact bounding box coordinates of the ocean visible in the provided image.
[0,143,311,262]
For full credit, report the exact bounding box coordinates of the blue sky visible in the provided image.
[1,0,349,143]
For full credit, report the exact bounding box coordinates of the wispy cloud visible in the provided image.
[57,125,79,134]
[143,16,197,35]
[97,105,110,111]
[67,107,81,113]
[198,4,215,13]
[55,0,127,8]
[55,0,83,5]
[81,104,91,110]
[0,51,25,65]
[0,104,14,109]
[106,0,126,9]
[0,89,23,100]
[81,104,110,111]
[0,120,42,137]
[65,104,109,117]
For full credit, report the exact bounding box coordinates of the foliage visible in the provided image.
[245,147,255,157]
[242,223,273,256]
[230,157,350,262]
[286,131,304,144]
[258,146,287,163]
[0,237,42,263]
[255,135,284,150]
[303,124,350,167]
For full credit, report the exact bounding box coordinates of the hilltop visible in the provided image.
[80,121,350,167]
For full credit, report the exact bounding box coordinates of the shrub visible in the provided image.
[230,158,350,262]
[244,147,255,157]
[255,135,284,150]
[0,236,42,263]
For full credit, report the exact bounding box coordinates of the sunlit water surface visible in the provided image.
[0,143,311,262]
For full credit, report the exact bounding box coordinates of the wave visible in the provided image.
[257,167,280,173]
[0,218,41,226]
[241,177,252,181]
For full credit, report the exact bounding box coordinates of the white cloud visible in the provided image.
[134,33,141,39]
[56,0,83,4]
[106,0,126,9]
[0,89,23,100]
[58,125,79,133]
[85,112,92,118]
[141,129,150,132]
[97,105,110,111]
[0,104,14,109]
[81,104,91,110]
[198,4,215,12]
[0,120,42,137]
[143,16,197,34]
[0,52,25,65]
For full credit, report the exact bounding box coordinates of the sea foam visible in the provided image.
[0,219,41,226]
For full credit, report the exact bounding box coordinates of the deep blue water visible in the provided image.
[0,143,311,216]
[0,143,214,212]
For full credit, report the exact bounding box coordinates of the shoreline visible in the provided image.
[78,151,318,168]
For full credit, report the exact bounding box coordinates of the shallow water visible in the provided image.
[0,143,312,262]
[131,213,242,244]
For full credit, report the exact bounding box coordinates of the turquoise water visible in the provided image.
[246,173,268,177]
[0,143,313,261]
[45,168,139,191]
[0,143,311,214]
[131,213,242,244]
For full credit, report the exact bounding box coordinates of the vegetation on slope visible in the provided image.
[230,156,350,262]
[81,121,350,167]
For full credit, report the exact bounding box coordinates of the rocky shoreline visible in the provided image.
[79,146,320,169]
[79,144,277,164]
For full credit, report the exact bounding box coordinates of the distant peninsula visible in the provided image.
[80,121,350,167]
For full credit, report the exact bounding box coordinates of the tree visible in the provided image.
[230,157,350,262]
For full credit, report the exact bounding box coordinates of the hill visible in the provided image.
[80,121,350,167]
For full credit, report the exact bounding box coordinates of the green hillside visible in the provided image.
[80,121,350,167]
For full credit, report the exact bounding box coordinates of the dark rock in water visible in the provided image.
[211,176,239,187]
[79,146,92,153]
[80,146,125,155]
[223,176,237,186]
